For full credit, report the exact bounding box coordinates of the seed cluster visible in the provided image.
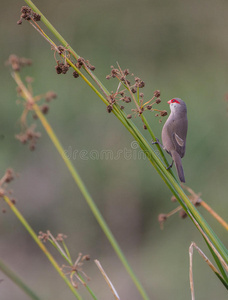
[54,54,95,79]
[7,55,57,151]
[0,169,17,213]
[158,187,202,229]
[15,125,41,151]
[105,65,167,127]
[5,55,32,72]
[17,6,96,80]
[17,6,41,24]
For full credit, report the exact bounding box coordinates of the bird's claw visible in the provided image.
[152,138,164,149]
[152,138,159,145]
[166,160,174,170]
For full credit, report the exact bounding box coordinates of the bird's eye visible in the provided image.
[171,99,180,104]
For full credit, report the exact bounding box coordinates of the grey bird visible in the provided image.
[158,98,188,182]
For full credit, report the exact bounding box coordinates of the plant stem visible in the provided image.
[20,0,228,283]
[3,196,83,300]
[0,259,41,300]
[12,71,150,300]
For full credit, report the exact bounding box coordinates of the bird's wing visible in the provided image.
[172,132,186,158]
[174,133,185,147]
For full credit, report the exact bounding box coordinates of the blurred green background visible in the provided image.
[0,0,228,299]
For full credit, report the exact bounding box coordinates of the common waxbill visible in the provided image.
[160,98,188,182]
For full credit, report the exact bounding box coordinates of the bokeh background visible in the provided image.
[0,0,228,299]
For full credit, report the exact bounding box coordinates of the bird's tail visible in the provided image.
[172,151,185,183]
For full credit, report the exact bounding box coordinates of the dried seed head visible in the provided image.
[20,6,33,21]
[160,110,167,117]
[77,57,85,65]
[61,64,69,74]
[106,75,111,80]
[6,54,20,71]
[154,90,161,97]
[106,105,113,113]
[88,65,95,71]
[5,169,14,183]
[107,95,116,104]
[156,98,161,104]
[120,105,125,110]
[134,77,140,82]
[0,188,5,197]
[76,57,85,69]
[16,126,41,150]
[123,69,129,76]
[138,81,145,88]
[146,105,152,110]
[111,68,119,78]
[135,77,145,88]
[45,91,57,102]
[21,6,31,14]
[131,88,137,94]
[55,63,63,74]
[123,96,131,103]
[179,210,188,219]
[158,214,167,223]
[41,104,49,114]
[143,125,147,130]
[57,45,65,54]
[195,198,202,207]
[56,233,67,242]
[32,12,41,21]
[127,114,132,119]
[38,231,50,242]
[158,214,167,229]
[11,198,17,205]
[20,6,32,20]
[73,71,79,78]
[15,133,27,144]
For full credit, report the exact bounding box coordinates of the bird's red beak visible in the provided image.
[167,100,172,104]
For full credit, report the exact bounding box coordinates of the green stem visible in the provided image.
[32,100,150,300]
[3,196,83,300]
[13,71,150,300]
[0,259,41,300]
[22,0,228,282]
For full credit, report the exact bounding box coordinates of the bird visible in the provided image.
[154,98,188,182]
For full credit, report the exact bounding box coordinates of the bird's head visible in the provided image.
[168,98,187,113]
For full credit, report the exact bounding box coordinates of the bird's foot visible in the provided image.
[151,138,158,145]
[152,138,164,149]
[166,160,174,170]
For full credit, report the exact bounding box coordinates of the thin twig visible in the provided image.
[95,260,120,300]
[189,242,226,300]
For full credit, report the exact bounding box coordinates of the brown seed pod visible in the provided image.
[160,110,167,117]
[154,90,161,97]
[106,105,113,113]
